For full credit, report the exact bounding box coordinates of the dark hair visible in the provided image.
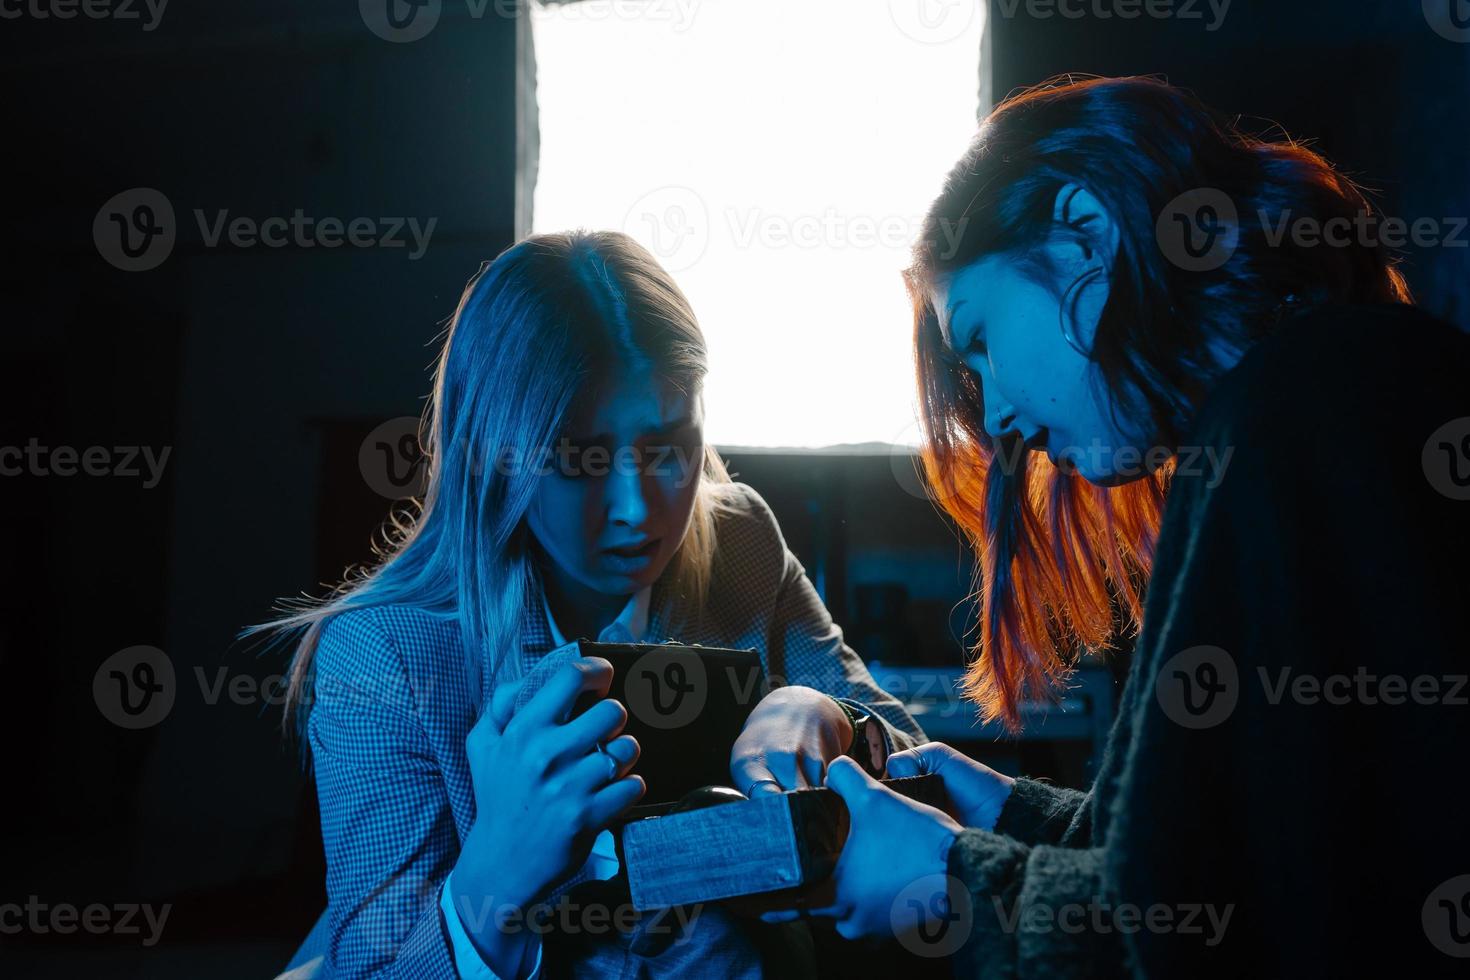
[905,75,1412,728]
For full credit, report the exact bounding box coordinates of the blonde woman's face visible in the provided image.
[527,370,705,596]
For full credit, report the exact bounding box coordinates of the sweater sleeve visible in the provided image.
[947,834,1128,978]
[992,778,1091,846]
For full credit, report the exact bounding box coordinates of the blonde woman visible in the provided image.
[247,230,924,978]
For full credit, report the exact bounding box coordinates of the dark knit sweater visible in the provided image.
[947,303,1470,978]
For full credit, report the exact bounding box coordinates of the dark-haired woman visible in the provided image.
[775,76,1470,976]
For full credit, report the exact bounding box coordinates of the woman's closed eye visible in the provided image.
[942,318,986,360]
[952,329,989,367]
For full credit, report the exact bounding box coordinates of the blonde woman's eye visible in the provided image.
[639,445,679,475]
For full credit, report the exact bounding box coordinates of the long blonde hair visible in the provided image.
[241,231,731,739]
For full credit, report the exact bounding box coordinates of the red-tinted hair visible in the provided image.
[906,76,1411,728]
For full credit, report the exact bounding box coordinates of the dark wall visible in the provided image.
[987,0,1470,323]
[2,4,521,976]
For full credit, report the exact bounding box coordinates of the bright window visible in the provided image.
[532,0,985,449]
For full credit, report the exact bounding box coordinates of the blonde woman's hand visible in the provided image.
[454,657,644,942]
[730,685,854,796]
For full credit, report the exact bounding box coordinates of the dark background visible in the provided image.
[2,1,1466,976]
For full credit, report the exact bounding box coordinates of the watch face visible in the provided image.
[847,713,887,776]
[864,720,889,773]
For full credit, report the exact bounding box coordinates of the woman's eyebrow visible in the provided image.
[569,414,698,442]
[647,414,698,436]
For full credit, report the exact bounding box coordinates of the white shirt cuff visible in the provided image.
[440,869,543,980]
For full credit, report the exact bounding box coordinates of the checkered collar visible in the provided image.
[518,561,672,671]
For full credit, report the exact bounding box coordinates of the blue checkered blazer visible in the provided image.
[306,481,927,977]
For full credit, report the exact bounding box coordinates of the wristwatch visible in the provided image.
[830,697,889,778]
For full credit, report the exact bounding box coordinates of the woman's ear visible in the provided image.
[1049,183,1118,356]
[1051,183,1120,271]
